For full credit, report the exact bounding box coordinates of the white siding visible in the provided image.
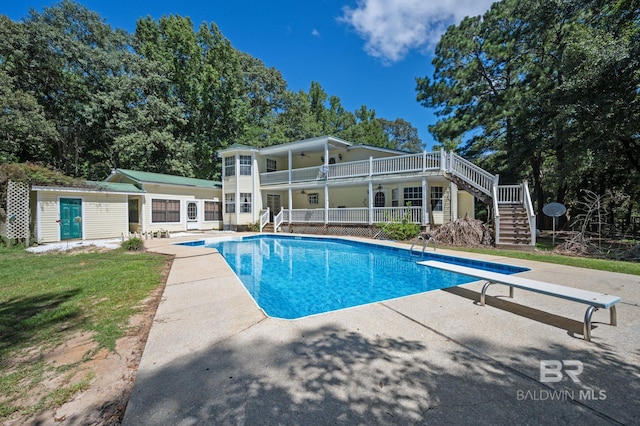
[36,191,128,243]
[142,184,222,232]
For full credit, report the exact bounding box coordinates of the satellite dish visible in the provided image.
[542,202,566,246]
[543,202,566,217]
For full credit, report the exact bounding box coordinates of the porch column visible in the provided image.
[368,181,373,225]
[235,153,240,228]
[324,184,329,225]
[288,150,292,184]
[252,152,257,223]
[288,188,292,224]
[422,177,427,226]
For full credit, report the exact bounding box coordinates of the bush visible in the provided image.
[121,237,144,251]
[376,207,421,241]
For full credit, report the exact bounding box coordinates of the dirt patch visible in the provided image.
[3,256,171,426]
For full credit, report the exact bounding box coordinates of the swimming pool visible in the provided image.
[181,235,528,319]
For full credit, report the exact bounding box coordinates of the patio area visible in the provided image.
[123,234,639,425]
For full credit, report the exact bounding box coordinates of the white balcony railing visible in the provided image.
[259,151,443,186]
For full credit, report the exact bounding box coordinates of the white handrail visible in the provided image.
[492,184,501,244]
[259,207,270,232]
[447,152,495,195]
[273,208,283,232]
[522,181,536,246]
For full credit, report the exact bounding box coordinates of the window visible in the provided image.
[266,159,277,172]
[205,201,222,221]
[308,193,319,205]
[240,192,252,213]
[224,156,235,177]
[391,189,399,207]
[240,155,252,176]
[430,186,444,211]
[403,187,422,207]
[152,199,180,223]
[225,193,235,213]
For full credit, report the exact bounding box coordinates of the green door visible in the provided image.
[60,198,82,240]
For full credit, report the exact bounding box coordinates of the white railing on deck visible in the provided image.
[259,207,270,232]
[260,170,289,185]
[372,207,422,224]
[259,151,442,185]
[327,208,369,223]
[522,181,536,246]
[291,166,322,182]
[273,209,284,232]
[290,208,325,223]
[448,152,495,195]
[328,159,370,179]
[371,153,424,175]
[497,185,522,204]
[280,207,424,225]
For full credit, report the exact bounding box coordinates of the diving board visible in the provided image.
[418,260,621,342]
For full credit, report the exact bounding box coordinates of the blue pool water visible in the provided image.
[182,235,528,319]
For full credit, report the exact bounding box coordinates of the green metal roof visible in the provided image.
[87,181,146,193]
[112,169,221,189]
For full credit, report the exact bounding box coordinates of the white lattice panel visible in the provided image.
[6,181,30,240]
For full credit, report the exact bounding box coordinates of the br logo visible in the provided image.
[539,360,583,383]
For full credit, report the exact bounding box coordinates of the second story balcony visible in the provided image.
[260,152,444,186]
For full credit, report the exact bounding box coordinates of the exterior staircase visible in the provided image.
[261,223,275,233]
[442,152,536,248]
[496,203,532,246]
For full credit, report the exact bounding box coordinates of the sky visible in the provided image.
[1,0,497,150]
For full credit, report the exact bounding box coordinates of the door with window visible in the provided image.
[60,198,82,240]
[187,201,199,230]
[266,194,281,221]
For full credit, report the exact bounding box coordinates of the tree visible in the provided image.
[416,0,640,226]
[379,118,423,152]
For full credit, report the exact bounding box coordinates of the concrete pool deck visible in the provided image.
[123,234,640,425]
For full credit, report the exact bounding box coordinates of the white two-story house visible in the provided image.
[218,136,536,246]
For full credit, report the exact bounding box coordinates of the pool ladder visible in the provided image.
[410,234,437,257]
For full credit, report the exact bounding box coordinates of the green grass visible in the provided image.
[442,245,640,276]
[0,246,167,420]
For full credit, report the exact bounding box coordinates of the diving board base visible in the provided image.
[418,260,621,342]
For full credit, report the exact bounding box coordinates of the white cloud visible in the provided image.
[340,0,496,63]
[312,28,321,37]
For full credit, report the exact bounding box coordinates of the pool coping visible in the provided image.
[122,232,640,425]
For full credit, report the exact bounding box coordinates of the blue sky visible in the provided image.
[2,0,496,150]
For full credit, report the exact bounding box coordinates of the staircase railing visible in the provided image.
[259,207,270,232]
[492,184,501,245]
[522,181,536,246]
[273,208,284,233]
[446,152,496,196]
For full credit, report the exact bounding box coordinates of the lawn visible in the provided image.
[0,246,167,419]
[443,245,640,276]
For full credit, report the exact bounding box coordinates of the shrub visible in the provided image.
[376,207,421,241]
[121,237,144,251]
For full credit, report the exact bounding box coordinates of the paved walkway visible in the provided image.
[123,234,640,425]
